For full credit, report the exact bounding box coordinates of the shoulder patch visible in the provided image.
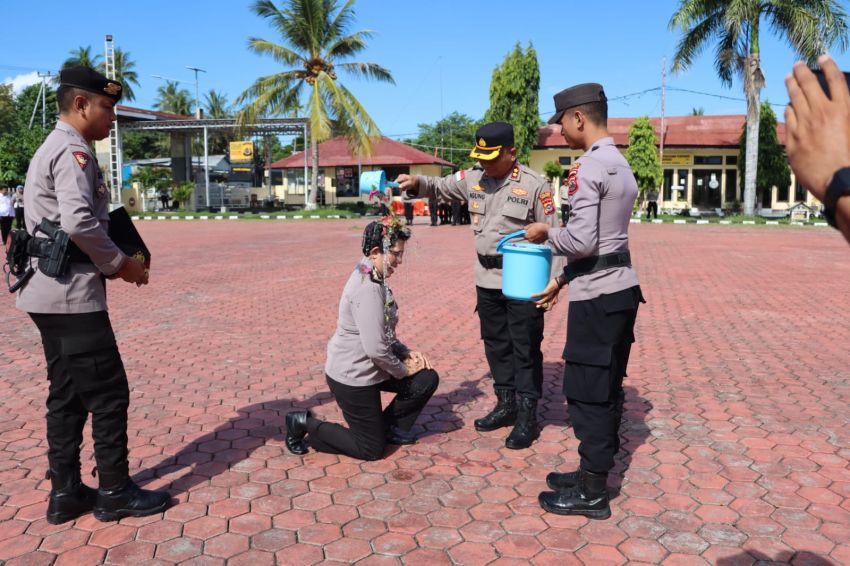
[72,151,90,170]
[511,188,528,196]
[454,170,466,182]
[539,191,555,215]
[567,162,581,196]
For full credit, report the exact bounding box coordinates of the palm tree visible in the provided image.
[154,81,194,115]
[204,90,231,118]
[669,0,848,216]
[62,46,102,70]
[98,48,141,102]
[236,0,394,208]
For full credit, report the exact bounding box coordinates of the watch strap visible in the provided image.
[823,167,850,228]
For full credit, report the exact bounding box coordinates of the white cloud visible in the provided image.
[2,71,41,94]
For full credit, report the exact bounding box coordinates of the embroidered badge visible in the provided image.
[471,201,480,209]
[471,184,484,192]
[103,82,122,96]
[567,162,581,196]
[478,138,487,147]
[97,184,107,197]
[512,188,527,196]
[510,167,520,181]
[539,191,555,215]
[454,170,466,182]
[72,151,89,170]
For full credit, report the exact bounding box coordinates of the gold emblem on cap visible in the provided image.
[478,138,487,147]
[103,83,122,95]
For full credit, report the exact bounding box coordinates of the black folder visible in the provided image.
[108,206,150,269]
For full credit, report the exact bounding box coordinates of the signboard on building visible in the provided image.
[662,154,693,165]
[229,141,255,163]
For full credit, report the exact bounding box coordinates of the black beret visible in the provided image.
[469,122,514,161]
[59,66,123,103]
[547,83,606,125]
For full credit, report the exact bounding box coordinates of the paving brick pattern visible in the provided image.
[1,220,848,565]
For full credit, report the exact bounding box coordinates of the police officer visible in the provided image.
[17,66,170,524]
[525,84,644,519]
[397,122,560,449]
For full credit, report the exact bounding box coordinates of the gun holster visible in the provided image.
[4,219,80,293]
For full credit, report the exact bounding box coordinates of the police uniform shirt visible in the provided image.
[415,163,561,290]
[16,121,124,314]
[548,137,639,302]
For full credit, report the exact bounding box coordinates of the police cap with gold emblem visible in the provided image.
[59,66,123,103]
[547,83,606,125]
[469,122,514,161]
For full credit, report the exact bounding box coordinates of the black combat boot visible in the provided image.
[45,466,97,524]
[538,470,611,519]
[546,469,580,491]
[505,397,540,449]
[93,471,172,522]
[285,410,310,455]
[474,389,517,432]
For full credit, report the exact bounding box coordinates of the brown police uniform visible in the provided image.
[538,83,644,520]
[408,122,560,449]
[17,66,169,525]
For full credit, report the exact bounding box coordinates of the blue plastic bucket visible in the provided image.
[496,230,552,301]
[359,170,399,196]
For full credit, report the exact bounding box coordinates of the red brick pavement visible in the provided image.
[1,220,849,565]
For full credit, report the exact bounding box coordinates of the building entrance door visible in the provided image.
[691,169,722,209]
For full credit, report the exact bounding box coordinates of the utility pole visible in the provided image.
[185,66,206,118]
[660,57,666,167]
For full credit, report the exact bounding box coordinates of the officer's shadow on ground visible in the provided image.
[133,392,335,496]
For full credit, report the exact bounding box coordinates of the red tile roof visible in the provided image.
[537,114,786,149]
[271,136,454,169]
[117,105,191,121]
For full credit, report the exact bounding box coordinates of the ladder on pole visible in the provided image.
[104,34,122,204]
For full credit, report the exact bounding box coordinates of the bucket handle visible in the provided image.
[495,229,527,253]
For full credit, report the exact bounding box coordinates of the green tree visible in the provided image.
[15,83,58,131]
[154,81,194,115]
[543,161,564,183]
[669,0,849,216]
[0,85,53,183]
[484,42,540,165]
[62,46,102,69]
[129,166,172,211]
[98,48,140,101]
[737,101,790,208]
[236,0,395,209]
[410,112,482,171]
[624,117,663,196]
[170,181,195,210]
[203,90,232,154]
[122,131,170,160]
[690,107,705,116]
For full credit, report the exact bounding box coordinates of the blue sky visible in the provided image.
[4,0,850,141]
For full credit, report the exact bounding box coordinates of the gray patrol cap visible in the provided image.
[547,83,607,125]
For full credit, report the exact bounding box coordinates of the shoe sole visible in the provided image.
[474,418,517,432]
[46,511,90,525]
[539,499,611,520]
[504,431,540,450]
[93,500,170,522]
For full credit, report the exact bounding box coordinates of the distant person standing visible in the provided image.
[13,185,25,230]
[428,195,438,226]
[0,186,14,248]
[645,188,659,220]
[559,179,570,227]
[403,199,415,225]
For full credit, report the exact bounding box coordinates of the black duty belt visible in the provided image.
[477,253,503,270]
[565,251,631,282]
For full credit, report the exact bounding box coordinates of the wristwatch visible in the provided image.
[823,167,850,228]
